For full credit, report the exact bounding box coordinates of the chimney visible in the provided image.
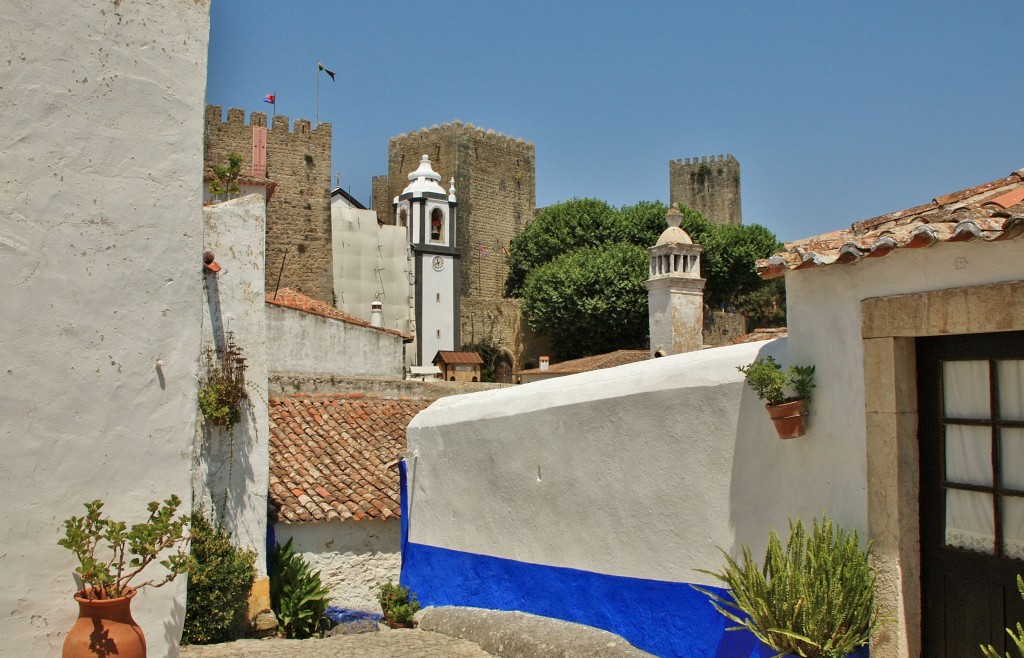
[539,356,549,371]
[370,300,384,328]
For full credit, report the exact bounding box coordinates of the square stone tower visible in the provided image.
[669,153,742,226]
[205,106,335,303]
[374,122,540,374]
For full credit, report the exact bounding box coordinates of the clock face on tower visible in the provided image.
[431,255,445,272]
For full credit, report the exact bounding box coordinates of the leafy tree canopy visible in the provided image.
[521,243,649,359]
[506,198,784,359]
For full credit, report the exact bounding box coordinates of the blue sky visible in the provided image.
[207,1,1024,243]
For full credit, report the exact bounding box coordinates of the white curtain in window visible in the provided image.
[946,489,994,554]
[944,360,990,418]
[1004,496,1024,559]
[1000,360,1024,421]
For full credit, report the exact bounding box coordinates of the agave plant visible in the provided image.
[269,537,330,639]
[694,515,883,658]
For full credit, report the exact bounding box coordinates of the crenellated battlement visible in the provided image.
[669,153,742,225]
[206,105,329,139]
[670,153,738,167]
[389,120,534,152]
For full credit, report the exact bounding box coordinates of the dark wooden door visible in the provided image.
[918,331,1024,656]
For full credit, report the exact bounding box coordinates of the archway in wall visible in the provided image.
[493,350,514,384]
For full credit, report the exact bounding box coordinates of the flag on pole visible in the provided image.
[318,61,336,81]
[263,94,276,104]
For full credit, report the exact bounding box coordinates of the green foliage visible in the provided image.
[695,220,782,307]
[738,356,815,406]
[695,515,882,658]
[504,198,784,359]
[198,333,247,433]
[182,510,257,645]
[735,278,787,329]
[58,496,192,600]
[982,575,1024,657]
[269,538,330,639]
[505,198,620,297]
[374,580,421,626]
[209,152,243,197]
[462,339,501,382]
[521,243,650,359]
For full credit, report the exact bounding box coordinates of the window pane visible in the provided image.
[946,424,993,487]
[1004,496,1024,560]
[999,360,1024,421]
[1002,428,1024,492]
[946,489,994,554]
[944,360,990,419]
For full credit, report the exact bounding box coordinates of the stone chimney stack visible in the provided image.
[645,207,706,357]
[370,300,384,328]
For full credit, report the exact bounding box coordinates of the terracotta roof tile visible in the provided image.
[758,168,1024,279]
[432,351,485,365]
[517,350,649,376]
[268,394,435,524]
[266,288,412,341]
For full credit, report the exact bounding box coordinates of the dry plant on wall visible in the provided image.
[198,332,248,434]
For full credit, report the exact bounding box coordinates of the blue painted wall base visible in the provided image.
[401,541,822,658]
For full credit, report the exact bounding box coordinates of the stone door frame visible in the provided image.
[861,279,1024,658]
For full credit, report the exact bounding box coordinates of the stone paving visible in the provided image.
[179,626,493,658]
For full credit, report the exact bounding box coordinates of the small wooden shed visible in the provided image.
[432,351,484,382]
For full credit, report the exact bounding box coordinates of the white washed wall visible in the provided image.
[275,520,400,612]
[0,1,210,655]
[195,196,271,574]
[266,303,405,379]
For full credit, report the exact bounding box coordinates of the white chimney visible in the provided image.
[539,356,549,371]
[370,300,384,328]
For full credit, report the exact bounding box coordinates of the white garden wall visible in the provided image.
[266,304,405,379]
[195,196,271,574]
[0,1,210,655]
[274,520,401,612]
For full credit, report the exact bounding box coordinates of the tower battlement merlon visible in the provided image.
[388,122,535,152]
[668,152,742,226]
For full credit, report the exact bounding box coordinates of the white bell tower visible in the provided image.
[646,207,706,356]
[393,155,459,366]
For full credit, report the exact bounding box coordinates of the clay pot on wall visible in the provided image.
[765,399,808,439]
[63,588,146,658]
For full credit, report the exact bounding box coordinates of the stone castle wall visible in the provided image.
[379,122,539,370]
[702,310,747,346]
[669,153,742,225]
[205,106,335,303]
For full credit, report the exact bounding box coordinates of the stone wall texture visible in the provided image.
[378,123,542,372]
[669,154,742,225]
[205,106,335,303]
[702,310,748,346]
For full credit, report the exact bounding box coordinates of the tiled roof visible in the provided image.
[266,288,412,341]
[517,350,649,376]
[757,168,1024,279]
[268,393,435,524]
[432,351,484,365]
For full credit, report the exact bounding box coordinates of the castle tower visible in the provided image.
[373,122,542,378]
[395,155,460,366]
[646,207,706,356]
[668,153,742,226]
[204,106,335,303]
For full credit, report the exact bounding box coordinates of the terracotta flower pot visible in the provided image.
[765,399,808,439]
[63,588,146,658]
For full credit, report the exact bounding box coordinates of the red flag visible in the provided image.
[263,94,276,104]
[318,61,336,81]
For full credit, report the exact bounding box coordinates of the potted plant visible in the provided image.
[373,580,420,629]
[694,515,884,658]
[197,333,248,433]
[58,495,192,658]
[738,356,815,438]
[207,152,243,203]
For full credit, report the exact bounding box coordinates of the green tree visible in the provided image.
[521,244,649,359]
[505,198,619,296]
[698,221,781,307]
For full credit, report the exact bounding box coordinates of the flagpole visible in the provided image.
[315,62,320,128]
[272,91,276,120]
